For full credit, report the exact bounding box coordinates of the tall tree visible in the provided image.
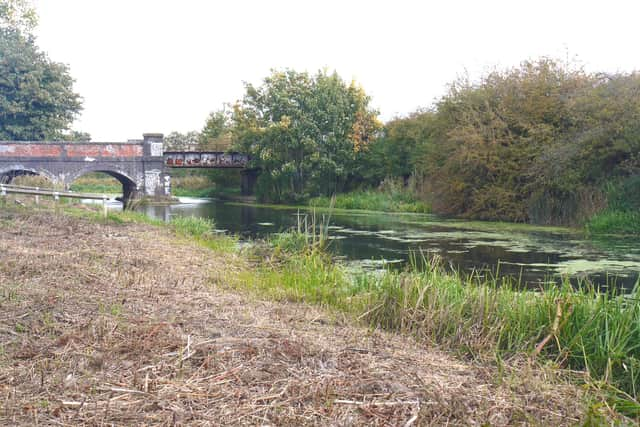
[164,131,200,151]
[200,108,233,151]
[0,0,82,140]
[0,0,36,34]
[233,69,379,201]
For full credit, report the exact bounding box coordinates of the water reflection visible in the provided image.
[123,198,640,290]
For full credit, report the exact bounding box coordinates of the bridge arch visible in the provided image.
[0,164,58,186]
[68,167,140,202]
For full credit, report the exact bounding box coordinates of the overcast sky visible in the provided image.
[33,0,639,142]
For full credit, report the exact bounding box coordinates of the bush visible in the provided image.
[586,211,640,235]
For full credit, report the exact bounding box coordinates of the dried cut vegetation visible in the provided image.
[0,208,588,425]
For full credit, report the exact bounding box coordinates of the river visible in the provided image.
[108,197,640,290]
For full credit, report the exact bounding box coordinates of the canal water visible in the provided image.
[122,197,640,289]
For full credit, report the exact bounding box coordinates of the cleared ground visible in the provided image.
[0,208,587,425]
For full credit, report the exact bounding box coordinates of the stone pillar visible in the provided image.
[141,133,171,198]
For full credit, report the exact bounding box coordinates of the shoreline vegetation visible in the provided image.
[110,208,640,417]
[1,198,638,422]
[0,202,596,425]
[256,229,640,417]
[309,190,429,214]
[68,173,640,237]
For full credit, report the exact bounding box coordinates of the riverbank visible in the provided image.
[309,190,430,213]
[68,174,639,236]
[0,204,602,425]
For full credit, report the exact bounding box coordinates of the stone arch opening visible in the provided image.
[70,170,139,206]
[0,167,56,187]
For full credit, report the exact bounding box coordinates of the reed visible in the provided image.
[309,190,430,213]
[169,216,215,237]
[586,210,640,235]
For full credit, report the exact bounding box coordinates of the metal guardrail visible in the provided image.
[0,183,112,218]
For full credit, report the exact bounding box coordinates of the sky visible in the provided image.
[32,0,640,142]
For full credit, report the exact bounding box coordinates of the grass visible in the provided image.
[5,197,636,417]
[309,190,430,213]
[168,215,238,252]
[586,177,640,236]
[1,207,590,425]
[63,203,238,253]
[69,182,121,194]
[69,173,121,194]
[586,210,640,235]
[170,216,215,237]
[240,233,640,416]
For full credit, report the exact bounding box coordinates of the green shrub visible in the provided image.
[586,211,640,235]
[170,216,215,238]
[309,190,430,213]
[270,231,309,254]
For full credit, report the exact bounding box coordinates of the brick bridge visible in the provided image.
[0,133,257,203]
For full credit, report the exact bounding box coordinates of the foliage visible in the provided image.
[60,130,91,141]
[269,230,310,254]
[372,59,640,225]
[163,131,200,151]
[603,176,640,213]
[200,108,233,151]
[169,216,215,238]
[365,262,640,410]
[233,69,380,202]
[585,176,640,235]
[586,211,640,235]
[309,188,429,213]
[359,110,435,185]
[0,0,36,34]
[0,3,82,140]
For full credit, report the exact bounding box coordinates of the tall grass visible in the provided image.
[70,173,121,193]
[309,190,430,213]
[242,237,640,412]
[365,263,640,402]
[586,210,640,235]
[586,177,640,235]
[170,216,215,237]
[168,216,237,252]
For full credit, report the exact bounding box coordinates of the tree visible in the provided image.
[362,111,435,185]
[164,131,200,151]
[0,0,82,140]
[233,69,380,201]
[200,108,233,151]
[61,130,91,141]
[0,0,37,34]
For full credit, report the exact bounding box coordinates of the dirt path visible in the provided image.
[0,209,586,425]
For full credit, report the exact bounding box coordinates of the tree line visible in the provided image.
[376,60,640,225]
[3,0,637,226]
[179,60,637,226]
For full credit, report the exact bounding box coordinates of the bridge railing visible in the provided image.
[0,183,112,218]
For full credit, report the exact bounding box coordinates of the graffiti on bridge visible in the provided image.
[163,152,249,168]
